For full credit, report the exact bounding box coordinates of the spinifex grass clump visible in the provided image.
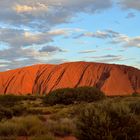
[43,87,105,105]
[0,116,47,137]
[0,95,26,121]
[0,94,38,107]
[76,100,140,140]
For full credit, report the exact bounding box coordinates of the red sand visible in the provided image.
[0,62,140,96]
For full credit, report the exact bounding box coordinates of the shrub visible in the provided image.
[27,108,45,115]
[0,106,13,121]
[11,105,27,116]
[0,116,47,137]
[76,101,140,140]
[43,87,105,105]
[0,95,23,107]
[22,95,38,101]
[75,87,105,102]
[46,118,75,137]
[129,101,140,115]
[0,104,27,121]
[0,95,39,108]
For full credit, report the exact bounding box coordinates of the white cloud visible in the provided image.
[0,1,139,71]
[76,29,140,48]
[0,27,71,71]
[78,50,97,54]
[0,28,53,47]
[39,45,67,53]
[0,0,112,30]
[0,0,113,71]
[14,5,35,13]
[0,46,68,71]
[112,35,140,48]
[13,3,48,13]
[48,28,83,36]
[87,54,125,63]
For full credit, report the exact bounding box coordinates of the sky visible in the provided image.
[0,0,140,71]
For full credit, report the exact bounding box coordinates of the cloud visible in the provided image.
[0,28,53,48]
[126,12,135,19]
[0,59,10,68]
[14,3,48,13]
[75,29,140,48]
[14,5,35,13]
[39,45,67,53]
[0,47,45,61]
[0,27,84,48]
[0,0,112,31]
[0,26,83,71]
[1,1,139,71]
[0,27,69,71]
[48,28,83,37]
[0,46,68,71]
[78,50,96,54]
[75,30,120,39]
[91,54,122,59]
[0,38,68,68]
[120,0,140,11]
[0,0,113,71]
[75,31,111,39]
[111,35,140,48]
[118,49,125,52]
[87,54,125,63]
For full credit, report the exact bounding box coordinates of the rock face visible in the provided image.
[0,62,140,96]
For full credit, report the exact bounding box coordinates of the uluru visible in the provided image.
[0,61,140,96]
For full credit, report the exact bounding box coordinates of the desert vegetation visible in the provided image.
[43,87,105,105]
[0,87,140,140]
[76,100,140,140]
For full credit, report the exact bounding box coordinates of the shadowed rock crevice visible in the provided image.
[49,67,67,92]
[95,71,110,89]
[74,64,91,88]
[4,75,16,94]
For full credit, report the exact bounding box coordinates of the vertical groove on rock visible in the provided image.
[74,64,91,88]
[32,65,49,94]
[4,75,16,94]
[34,65,47,84]
[49,67,67,92]
[39,66,57,94]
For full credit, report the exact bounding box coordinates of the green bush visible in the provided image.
[43,87,105,105]
[0,116,47,137]
[0,95,39,108]
[76,101,140,140]
[75,87,105,102]
[0,95,23,107]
